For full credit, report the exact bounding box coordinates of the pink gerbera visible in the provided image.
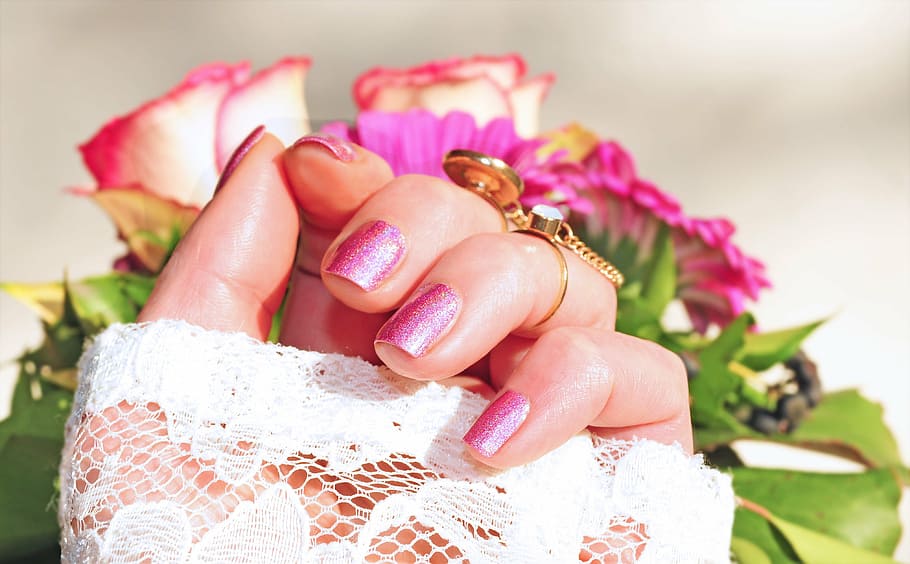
[324,110,770,332]
[563,140,771,331]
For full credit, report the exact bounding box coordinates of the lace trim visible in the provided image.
[59,320,734,562]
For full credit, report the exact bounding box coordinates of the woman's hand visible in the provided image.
[139,129,692,469]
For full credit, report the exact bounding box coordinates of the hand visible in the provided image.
[139,129,692,468]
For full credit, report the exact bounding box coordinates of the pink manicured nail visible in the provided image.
[293,133,356,162]
[463,391,530,458]
[376,283,460,357]
[325,220,405,290]
[215,125,265,193]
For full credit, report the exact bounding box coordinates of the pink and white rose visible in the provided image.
[353,54,553,138]
[79,57,311,208]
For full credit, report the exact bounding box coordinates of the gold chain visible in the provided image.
[505,202,623,289]
[554,222,625,288]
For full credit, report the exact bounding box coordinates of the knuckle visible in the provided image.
[536,326,588,357]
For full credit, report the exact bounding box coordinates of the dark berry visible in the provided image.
[775,393,810,432]
[786,350,822,407]
[749,408,782,435]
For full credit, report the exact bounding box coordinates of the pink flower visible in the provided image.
[353,54,554,138]
[572,141,771,331]
[323,110,577,212]
[79,57,311,208]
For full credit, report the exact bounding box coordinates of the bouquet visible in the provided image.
[1,54,905,562]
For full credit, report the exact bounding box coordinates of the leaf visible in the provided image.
[730,536,772,564]
[90,187,198,272]
[689,313,754,428]
[639,231,676,317]
[733,507,800,563]
[783,389,903,469]
[697,389,906,473]
[615,296,661,339]
[0,282,64,324]
[736,319,826,371]
[733,467,902,555]
[769,514,898,564]
[0,372,71,556]
[66,273,156,335]
[0,368,72,451]
[0,436,63,560]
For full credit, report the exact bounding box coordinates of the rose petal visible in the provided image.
[79,62,249,207]
[216,56,311,170]
[353,54,526,109]
[508,73,554,137]
[446,54,527,88]
[369,76,512,126]
[90,187,199,272]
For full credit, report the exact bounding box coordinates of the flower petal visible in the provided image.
[353,54,526,109]
[89,187,199,272]
[368,75,512,126]
[79,62,249,207]
[508,73,554,137]
[215,56,311,170]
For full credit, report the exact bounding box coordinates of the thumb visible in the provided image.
[139,127,298,339]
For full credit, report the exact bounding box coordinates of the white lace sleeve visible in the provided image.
[59,320,734,563]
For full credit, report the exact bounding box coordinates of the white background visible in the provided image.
[1,0,908,560]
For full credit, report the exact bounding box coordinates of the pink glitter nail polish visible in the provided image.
[463,391,530,458]
[375,283,460,357]
[292,133,356,162]
[214,125,265,193]
[325,220,405,291]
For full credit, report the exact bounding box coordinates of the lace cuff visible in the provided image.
[59,320,734,562]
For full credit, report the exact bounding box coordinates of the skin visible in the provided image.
[139,132,693,470]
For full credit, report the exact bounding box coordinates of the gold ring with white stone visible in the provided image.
[514,204,569,327]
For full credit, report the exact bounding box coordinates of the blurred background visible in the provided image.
[1,0,908,559]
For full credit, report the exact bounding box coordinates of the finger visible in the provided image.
[139,128,298,339]
[282,133,394,274]
[319,174,505,312]
[278,133,395,354]
[373,231,617,380]
[462,327,692,468]
[278,273,387,363]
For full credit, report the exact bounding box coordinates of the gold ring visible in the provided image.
[443,149,624,289]
[442,149,524,231]
[515,205,569,327]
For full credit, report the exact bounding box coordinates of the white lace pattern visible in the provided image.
[59,320,734,562]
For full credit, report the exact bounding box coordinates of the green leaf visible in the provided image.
[689,313,754,428]
[698,389,906,473]
[783,389,902,469]
[0,372,71,556]
[66,273,155,335]
[733,507,800,563]
[639,231,676,317]
[769,514,898,564]
[731,536,773,564]
[615,296,662,339]
[733,468,901,555]
[736,319,826,371]
[0,436,63,560]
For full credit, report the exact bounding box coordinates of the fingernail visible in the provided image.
[293,133,356,162]
[215,125,266,193]
[375,283,460,357]
[325,220,405,290]
[463,391,530,458]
